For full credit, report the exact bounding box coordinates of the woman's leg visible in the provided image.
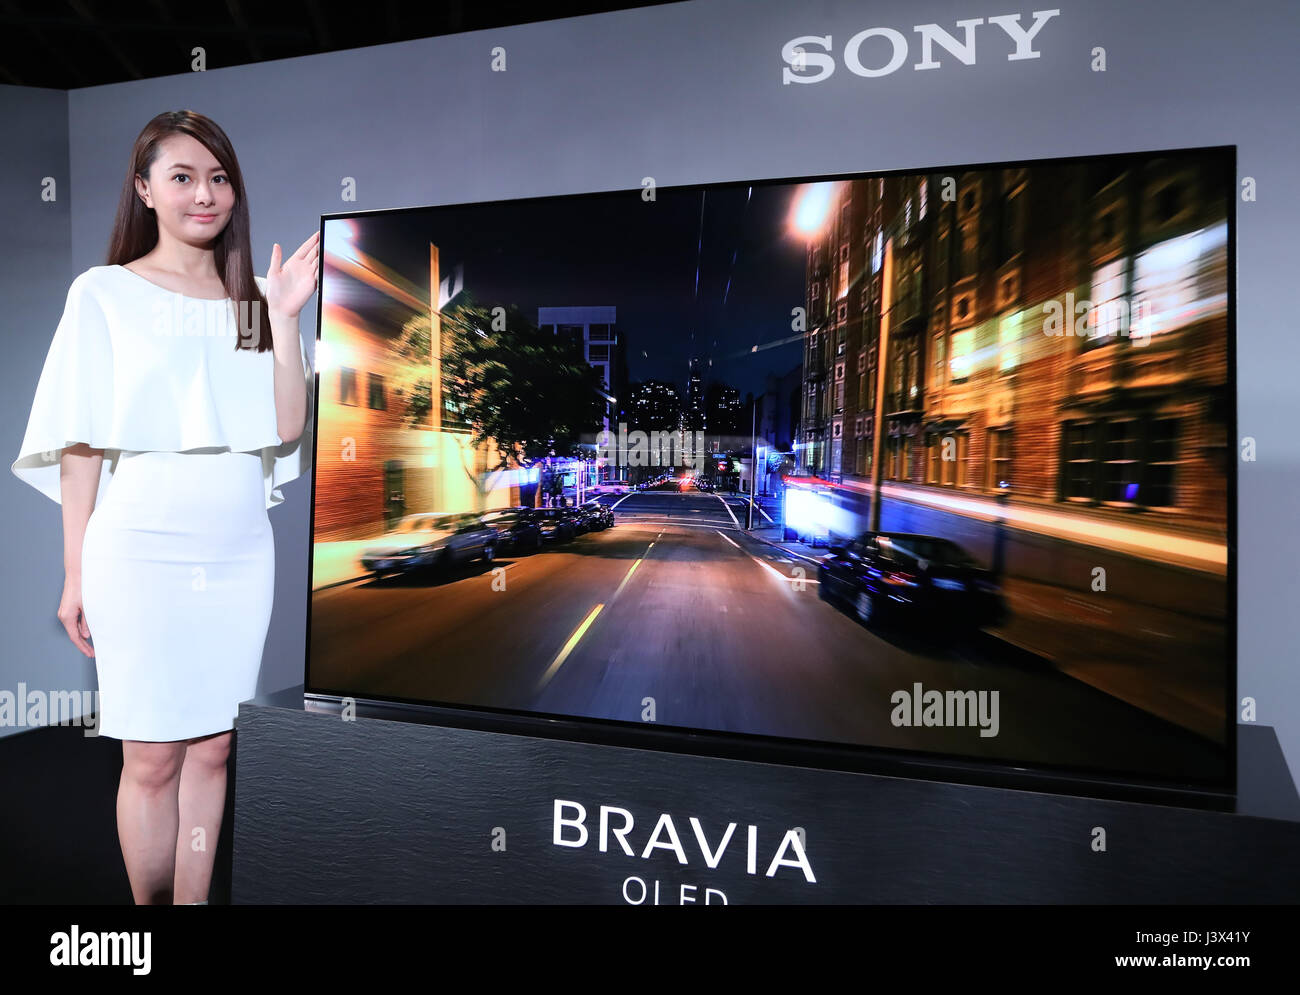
[173,730,232,905]
[118,740,187,905]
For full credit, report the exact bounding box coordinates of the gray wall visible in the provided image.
[0,86,75,734]
[3,0,1296,815]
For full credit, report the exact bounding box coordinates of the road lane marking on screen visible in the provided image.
[613,491,695,505]
[611,518,737,529]
[647,542,655,551]
[536,603,605,691]
[612,557,645,600]
[727,502,774,524]
[756,556,791,581]
[711,493,741,527]
[716,530,817,584]
[754,556,818,584]
[1064,595,1112,616]
[725,499,775,524]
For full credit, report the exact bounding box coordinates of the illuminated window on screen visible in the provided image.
[998,310,1023,372]
[1087,258,1127,342]
[950,328,974,382]
[1132,221,1228,338]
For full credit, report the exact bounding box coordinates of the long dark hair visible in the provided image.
[106,110,271,351]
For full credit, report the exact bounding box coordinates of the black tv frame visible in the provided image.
[302,143,1237,813]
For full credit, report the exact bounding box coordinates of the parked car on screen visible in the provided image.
[532,508,578,543]
[560,505,591,535]
[480,507,543,555]
[566,507,589,534]
[359,512,498,579]
[817,531,1007,631]
[576,500,614,530]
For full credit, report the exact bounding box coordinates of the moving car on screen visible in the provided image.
[480,507,543,555]
[817,531,1007,630]
[359,512,498,579]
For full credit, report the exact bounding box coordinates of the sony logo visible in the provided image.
[782,8,1060,84]
[553,799,816,883]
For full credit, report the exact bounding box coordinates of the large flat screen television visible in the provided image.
[305,145,1235,808]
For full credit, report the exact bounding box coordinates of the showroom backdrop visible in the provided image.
[1,0,1295,812]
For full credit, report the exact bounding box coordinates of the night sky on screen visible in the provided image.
[325,179,814,398]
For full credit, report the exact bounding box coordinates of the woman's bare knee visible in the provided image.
[183,730,232,770]
[121,741,186,790]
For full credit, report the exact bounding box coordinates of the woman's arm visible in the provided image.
[264,234,318,445]
[269,310,307,445]
[59,443,101,657]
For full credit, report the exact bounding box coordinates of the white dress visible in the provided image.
[10,265,313,741]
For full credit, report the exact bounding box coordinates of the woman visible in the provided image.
[10,110,316,904]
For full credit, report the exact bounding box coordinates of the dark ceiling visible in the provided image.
[0,0,683,89]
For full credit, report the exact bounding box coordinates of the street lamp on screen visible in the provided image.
[791,182,835,236]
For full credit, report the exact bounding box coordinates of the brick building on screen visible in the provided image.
[797,152,1230,534]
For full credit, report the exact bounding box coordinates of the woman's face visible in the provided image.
[134,133,235,247]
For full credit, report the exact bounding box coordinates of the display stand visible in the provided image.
[231,686,1300,904]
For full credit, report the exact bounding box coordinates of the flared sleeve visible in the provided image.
[10,272,115,504]
[12,267,314,511]
[261,328,314,510]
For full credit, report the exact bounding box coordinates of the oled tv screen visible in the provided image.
[306,146,1233,796]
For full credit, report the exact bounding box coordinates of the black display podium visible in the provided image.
[231,685,1300,904]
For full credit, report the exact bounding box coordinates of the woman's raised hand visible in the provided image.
[264,230,320,320]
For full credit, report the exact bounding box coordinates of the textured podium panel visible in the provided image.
[232,687,1300,904]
